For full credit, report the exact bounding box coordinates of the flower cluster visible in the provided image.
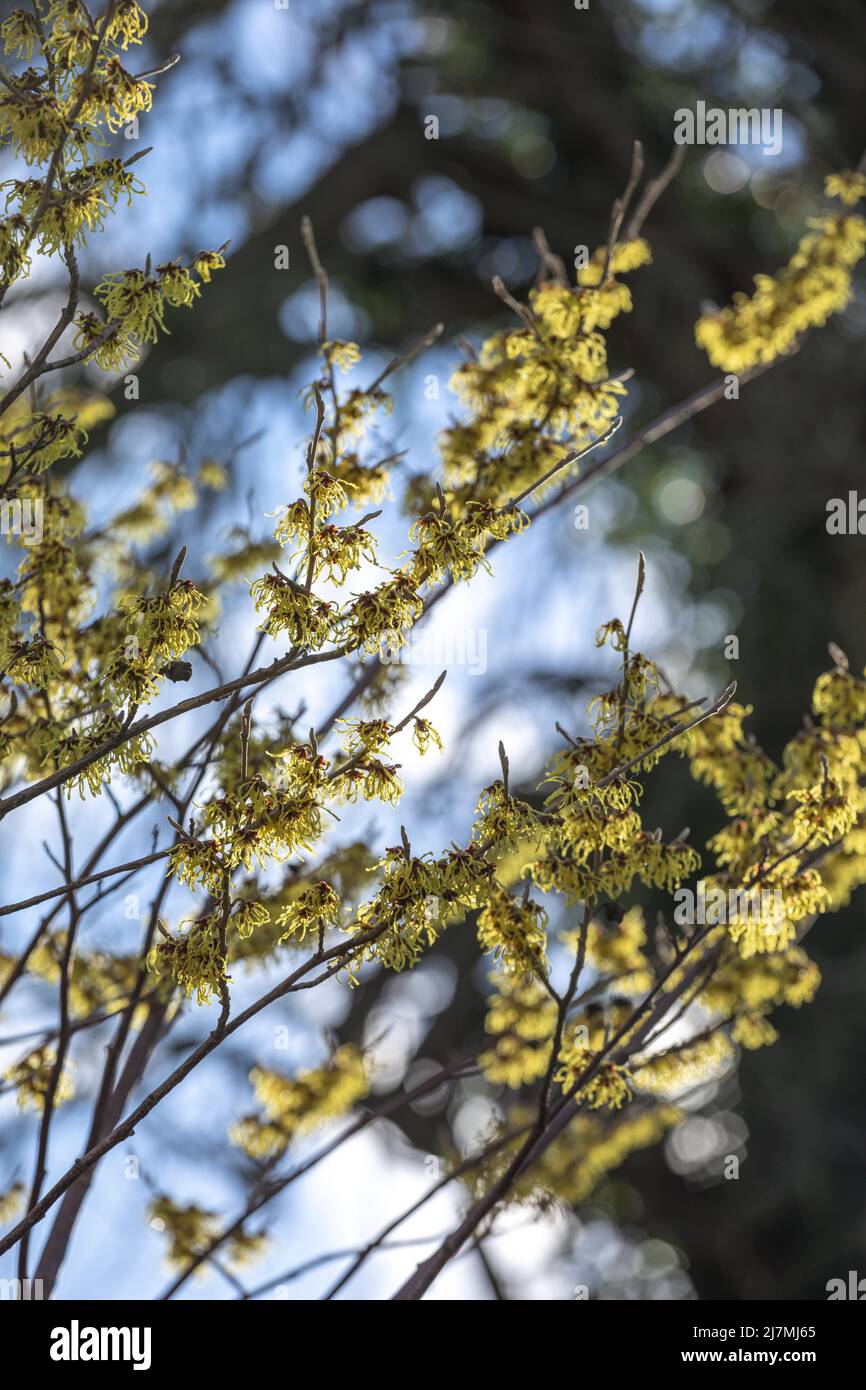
[148,1195,264,1273]
[1,0,225,405]
[438,249,645,508]
[554,1033,634,1112]
[476,887,549,976]
[480,972,557,1088]
[230,1046,369,1160]
[695,172,866,371]
[4,1046,74,1110]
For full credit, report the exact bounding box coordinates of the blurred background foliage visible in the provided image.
[3,0,866,1299]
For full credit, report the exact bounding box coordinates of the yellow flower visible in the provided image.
[249,571,336,647]
[148,1194,264,1273]
[480,972,557,1088]
[825,170,866,207]
[633,1032,733,1097]
[695,188,866,372]
[323,339,362,370]
[555,1034,633,1111]
[476,887,548,976]
[277,881,341,942]
[5,1047,74,1110]
[230,1046,368,1158]
[147,915,228,1005]
[1,9,40,61]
